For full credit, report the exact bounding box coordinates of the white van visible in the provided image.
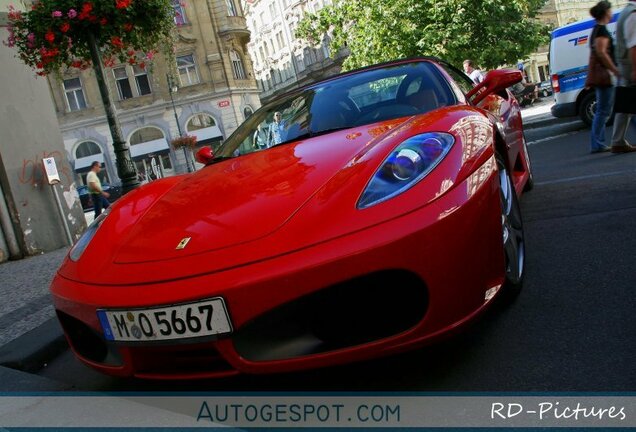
[550,12,619,125]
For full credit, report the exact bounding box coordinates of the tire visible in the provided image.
[496,155,525,297]
[542,89,549,98]
[579,92,614,127]
[579,92,596,126]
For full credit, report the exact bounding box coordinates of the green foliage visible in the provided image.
[5,0,176,76]
[296,0,550,71]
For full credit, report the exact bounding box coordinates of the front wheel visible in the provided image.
[497,155,525,296]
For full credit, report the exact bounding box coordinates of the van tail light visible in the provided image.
[551,74,560,93]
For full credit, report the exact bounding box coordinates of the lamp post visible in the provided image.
[166,73,192,173]
[88,32,140,192]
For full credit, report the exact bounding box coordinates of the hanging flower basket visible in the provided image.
[4,0,175,76]
[170,134,197,149]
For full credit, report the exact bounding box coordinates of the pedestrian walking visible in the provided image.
[463,59,485,84]
[253,124,268,149]
[267,111,286,147]
[610,0,636,153]
[586,1,622,154]
[86,161,110,218]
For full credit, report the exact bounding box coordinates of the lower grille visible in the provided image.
[234,269,428,361]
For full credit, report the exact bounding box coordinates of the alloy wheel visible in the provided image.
[497,156,525,288]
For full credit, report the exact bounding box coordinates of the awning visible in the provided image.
[130,138,170,158]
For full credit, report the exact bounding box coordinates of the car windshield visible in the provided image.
[215,61,455,159]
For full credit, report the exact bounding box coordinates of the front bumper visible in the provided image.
[51,157,505,379]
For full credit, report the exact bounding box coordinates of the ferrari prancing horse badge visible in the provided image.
[176,237,191,250]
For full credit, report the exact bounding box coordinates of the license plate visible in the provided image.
[97,298,232,343]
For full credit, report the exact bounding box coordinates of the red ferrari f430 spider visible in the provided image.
[51,57,532,379]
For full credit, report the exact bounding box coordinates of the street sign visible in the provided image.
[42,157,61,185]
[218,100,230,108]
[42,157,72,245]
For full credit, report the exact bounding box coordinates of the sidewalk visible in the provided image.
[0,247,67,347]
[520,98,557,128]
[0,247,69,376]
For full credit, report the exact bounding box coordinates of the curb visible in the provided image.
[524,116,558,130]
[524,116,587,131]
[0,317,68,373]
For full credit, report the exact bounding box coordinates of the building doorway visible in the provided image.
[129,127,175,181]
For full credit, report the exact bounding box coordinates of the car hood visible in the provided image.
[111,126,396,264]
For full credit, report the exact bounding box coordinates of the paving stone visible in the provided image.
[0,248,68,347]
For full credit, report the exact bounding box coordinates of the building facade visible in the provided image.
[1,0,87,261]
[243,0,347,104]
[49,0,261,187]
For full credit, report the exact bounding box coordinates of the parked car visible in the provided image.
[77,183,122,211]
[538,80,553,98]
[51,58,532,379]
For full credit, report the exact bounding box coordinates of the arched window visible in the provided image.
[127,127,172,181]
[243,106,254,120]
[129,127,165,145]
[186,113,223,154]
[230,50,247,80]
[186,113,216,131]
[74,141,102,159]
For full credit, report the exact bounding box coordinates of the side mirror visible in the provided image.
[195,146,214,165]
[466,69,523,105]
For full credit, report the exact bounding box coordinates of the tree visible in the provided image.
[296,0,550,71]
[5,0,175,192]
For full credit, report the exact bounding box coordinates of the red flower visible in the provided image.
[123,22,134,32]
[60,22,70,33]
[71,60,83,68]
[100,17,108,25]
[110,36,124,48]
[78,2,93,20]
[41,47,60,58]
[128,57,136,65]
[138,61,145,69]
[45,30,55,43]
[127,49,135,56]
[115,0,132,9]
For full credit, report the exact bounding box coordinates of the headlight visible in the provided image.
[69,208,111,261]
[357,132,454,209]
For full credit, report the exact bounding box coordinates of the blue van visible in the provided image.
[550,12,619,125]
